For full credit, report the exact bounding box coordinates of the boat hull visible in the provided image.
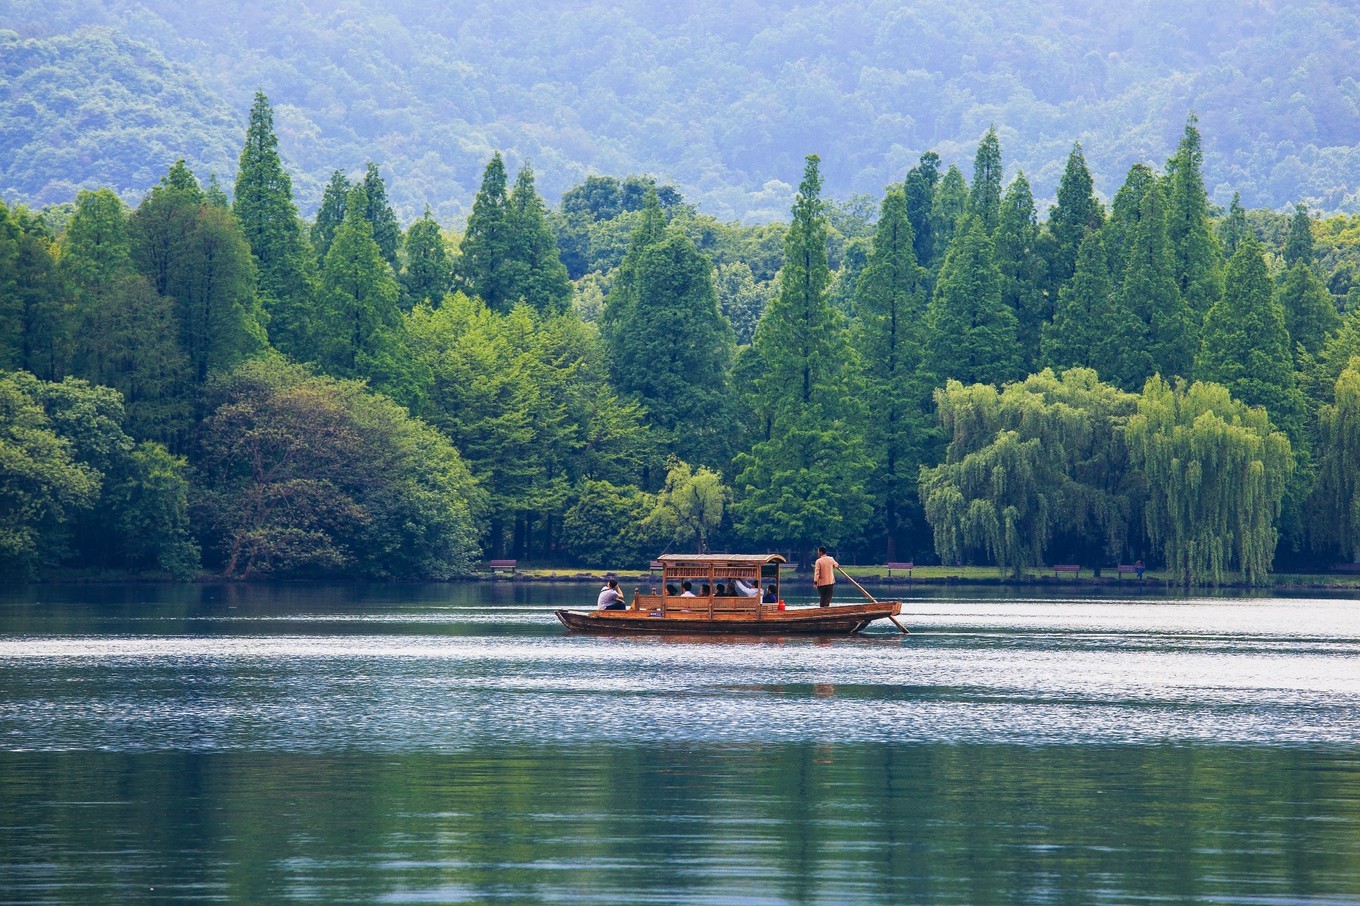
[555,601,903,635]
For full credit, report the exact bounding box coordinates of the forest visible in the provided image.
[8,91,1360,587]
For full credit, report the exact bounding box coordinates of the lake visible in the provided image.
[1,581,1359,904]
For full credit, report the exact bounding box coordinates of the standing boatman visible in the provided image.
[813,546,838,607]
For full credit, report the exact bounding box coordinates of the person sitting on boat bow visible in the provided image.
[596,579,627,610]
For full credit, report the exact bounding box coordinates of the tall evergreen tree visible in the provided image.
[1046,143,1104,288]
[930,165,968,270]
[362,162,401,270]
[1105,163,1156,282]
[600,190,667,360]
[968,127,1003,233]
[0,201,68,380]
[1165,116,1223,316]
[506,164,573,314]
[233,91,314,360]
[64,189,190,445]
[852,187,930,559]
[1042,229,1150,391]
[1283,203,1315,268]
[1196,236,1306,440]
[924,217,1023,387]
[1278,262,1339,362]
[399,209,452,309]
[903,151,940,269]
[734,155,872,556]
[994,173,1047,372]
[315,184,419,407]
[310,170,351,264]
[1219,192,1250,256]
[608,227,734,467]
[456,153,512,311]
[1118,180,1196,382]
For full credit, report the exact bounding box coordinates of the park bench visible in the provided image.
[885,561,914,578]
[1116,564,1143,579]
[1052,564,1081,578]
[486,559,518,576]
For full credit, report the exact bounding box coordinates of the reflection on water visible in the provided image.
[1,583,1359,903]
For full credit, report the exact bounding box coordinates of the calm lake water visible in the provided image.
[1,581,1359,904]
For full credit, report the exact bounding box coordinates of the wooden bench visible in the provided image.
[1116,564,1143,579]
[1052,564,1081,578]
[885,561,913,578]
[486,559,517,576]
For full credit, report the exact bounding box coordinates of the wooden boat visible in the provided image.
[555,553,906,635]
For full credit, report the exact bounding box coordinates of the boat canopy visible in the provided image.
[656,553,787,566]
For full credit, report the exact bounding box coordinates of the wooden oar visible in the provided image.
[836,565,909,634]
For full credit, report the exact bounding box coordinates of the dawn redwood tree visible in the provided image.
[400,209,452,309]
[607,226,734,468]
[903,151,940,270]
[1117,179,1196,383]
[314,184,424,408]
[361,162,402,271]
[1278,260,1339,362]
[1165,116,1223,317]
[929,165,968,270]
[506,164,574,314]
[1042,229,1150,390]
[733,155,872,558]
[1219,193,1250,256]
[1045,143,1104,289]
[0,201,67,381]
[968,127,1003,234]
[1196,236,1306,441]
[924,217,1023,387]
[311,170,350,264]
[851,187,930,559]
[456,153,513,311]
[994,173,1047,372]
[233,91,315,360]
[1105,163,1157,284]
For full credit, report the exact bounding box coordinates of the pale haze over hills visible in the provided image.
[3,0,1359,223]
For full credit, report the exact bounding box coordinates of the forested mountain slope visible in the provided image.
[4,0,1360,222]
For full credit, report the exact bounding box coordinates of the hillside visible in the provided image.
[4,0,1360,222]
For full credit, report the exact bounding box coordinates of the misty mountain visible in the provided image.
[4,0,1360,223]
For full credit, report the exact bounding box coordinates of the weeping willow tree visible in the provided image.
[1127,377,1293,587]
[919,368,1139,577]
[1309,357,1360,561]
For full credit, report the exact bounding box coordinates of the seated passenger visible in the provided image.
[762,584,778,603]
[715,583,727,596]
[680,581,696,597]
[596,578,626,610]
[700,583,711,596]
[733,578,759,597]
[665,584,679,596]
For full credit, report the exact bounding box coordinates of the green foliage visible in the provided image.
[195,357,482,578]
[399,210,452,310]
[506,164,574,314]
[714,262,772,345]
[0,200,68,381]
[968,127,1003,234]
[1046,143,1104,288]
[456,153,513,312]
[643,458,729,554]
[310,170,350,264]
[995,173,1048,372]
[1309,357,1360,561]
[1165,117,1224,317]
[0,371,197,578]
[1117,179,1197,382]
[735,156,872,553]
[925,218,1023,387]
[1283,204,1316,268]
[561,479,658,568]
[852,187,931,558]
[1278,261,1340,362]
[315,185,425,409]
[233,91,315,361]
[361,162,401,271]
[920,369,1139,576]
[1196,237,1305,441]
[0,372,100,577]
[1127,376,1293,586]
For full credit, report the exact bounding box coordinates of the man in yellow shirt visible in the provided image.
[813,546,838,607]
